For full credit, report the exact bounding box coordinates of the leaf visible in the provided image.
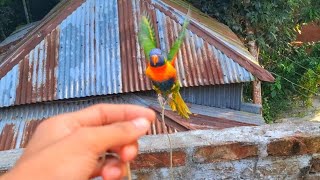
[276,82,281,90]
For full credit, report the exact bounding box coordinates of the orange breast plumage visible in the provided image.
[146,62,177,82]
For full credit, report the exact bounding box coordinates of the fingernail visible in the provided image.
[132,118,150,130]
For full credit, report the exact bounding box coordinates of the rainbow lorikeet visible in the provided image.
[138,13,191,119]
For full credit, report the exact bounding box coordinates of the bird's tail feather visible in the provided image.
[168,91,191,119]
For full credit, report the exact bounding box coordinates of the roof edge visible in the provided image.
[154,0,274,82]
[0,0,274,82]
[0,0,86,79]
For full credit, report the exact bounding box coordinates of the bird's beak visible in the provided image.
[151,55,159,66]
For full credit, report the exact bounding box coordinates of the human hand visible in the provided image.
[1,104,155,180]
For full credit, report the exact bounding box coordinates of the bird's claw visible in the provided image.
[157,94,166,107]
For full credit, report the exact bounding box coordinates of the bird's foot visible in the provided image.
[157,94,166,107]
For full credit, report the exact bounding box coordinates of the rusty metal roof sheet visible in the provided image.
[137,94,265,125]
[0,22,39,47]
[0,94,260,151]
[0,0,272,108]
[0,95,129,151]
[150,106,256,132]
[0,22,39,57]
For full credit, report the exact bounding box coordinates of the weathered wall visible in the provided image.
[131,121,320,179]
[0,121,319,179]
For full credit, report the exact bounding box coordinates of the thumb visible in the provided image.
[68,117,151,155]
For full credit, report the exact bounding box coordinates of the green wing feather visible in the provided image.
[138,14,157,61]
[167,11,190,62]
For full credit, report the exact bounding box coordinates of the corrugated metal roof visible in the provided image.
[151,106,256,131]
[0,22,40,62]
[0,95,129,151]
[0,94,258,151]
[0,22,39,48]
[3,28,60,106]
[0,0,268,108]
[159,0,255,63]
[138,94,265,125]
[0,65,19,107]
[154,8,254,87]
[161,0,244,46]
[139,84,244,110]
[57,0,122,99]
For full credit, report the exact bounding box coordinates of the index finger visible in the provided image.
[51,104,156,127]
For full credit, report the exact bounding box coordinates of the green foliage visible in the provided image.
[262,97,274,124]
[0,6,14,28]
[0,0,11,6]
[187,0,320,122]
[0,0,60,42]
[0,0,25,40]
[298,68,319,106]
[296,44,320,106]
[262,43,320,120]
[187,0,320,49]
[28,0,60,21]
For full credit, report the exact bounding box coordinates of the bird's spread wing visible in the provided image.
[138,13,157,63]
[167,9,190,65]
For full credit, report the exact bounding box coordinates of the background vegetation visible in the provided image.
[0,0,59,41]
[187,0,320,122]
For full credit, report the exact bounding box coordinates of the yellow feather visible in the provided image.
[168,91,191,119]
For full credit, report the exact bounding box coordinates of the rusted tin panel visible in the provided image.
[141,84,243,110]
[154,8,254,86]
[180,84,243,110]
[0,94,177,151]
[0,93,256,151]
[0,0,257,108]
[151,0,274,82]
[19,120,43,148]
[119,0,153,93]
[151,106,256,131]
[57,0,122,99]
[15,29,59,106]
[0,22,39,56]
[0,27,59,108]
[0,65,19,107]
[0,96,130,124]
[0,95,130,151]
[0,22,39,48]
[0,119,43,150]
[0,0,86,78]
[161,0,243,46]
[0,123,17,151]
[121,0,254,91]
[137,93,265,125]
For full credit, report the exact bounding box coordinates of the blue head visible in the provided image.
[149,48,165,67]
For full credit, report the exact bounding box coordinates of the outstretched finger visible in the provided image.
[68,117,151,155]
[51,104,156,127]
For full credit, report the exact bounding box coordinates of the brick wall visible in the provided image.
[0,121,319,179]
[132,121,320,179]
